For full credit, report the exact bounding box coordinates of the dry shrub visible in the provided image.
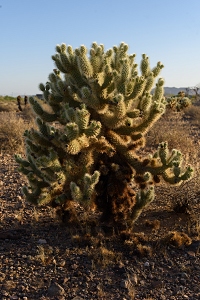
[184,104,200,126]
[91,245,122,267]
[20,104,37,123]
[0,100,16,112]
[145,219,160,230]
[0,112,35,154]
[163,231,192,248]
[136,244,152,257]
[120,231,148,243]
[122,232,152,257]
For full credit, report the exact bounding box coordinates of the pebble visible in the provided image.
[132,273,138,285]
[120,279,129,288]
[38,239,47,244]
[187,251,196,257]
[0,272,6,281]
[144,261,150,267]
[139,280,145,286]
[181,272,188,278]
[58,259,66,267]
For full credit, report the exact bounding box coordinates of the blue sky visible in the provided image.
[1,0,200,96]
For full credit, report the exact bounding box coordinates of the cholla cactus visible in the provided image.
[166,91,192,111]
[15,42,193,228]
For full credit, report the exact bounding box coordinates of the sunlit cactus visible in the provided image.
[15,42,193,229]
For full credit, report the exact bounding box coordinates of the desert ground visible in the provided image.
[0,97,199,299]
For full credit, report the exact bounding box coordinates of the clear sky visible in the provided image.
[1,0,200,96]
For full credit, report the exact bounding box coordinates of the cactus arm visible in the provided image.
[70,170,100,207]
[130,186,155,222]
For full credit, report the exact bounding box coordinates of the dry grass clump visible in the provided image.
[136,244,153,257]
[144,219,160,230]
[21,104,36,122]
[91,244,122,268]
[0,111,35,154]
[184,104,200,126]
[0,99,16,112]
[162,231,192,248]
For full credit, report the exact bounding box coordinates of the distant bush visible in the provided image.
[183,104,200,125]
[166,91,192,111]
[0,95,17,112]
[3,95,16,101]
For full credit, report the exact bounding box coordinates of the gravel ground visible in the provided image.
[0,153,199,300]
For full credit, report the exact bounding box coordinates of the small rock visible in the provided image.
[47,282,65,296]
[181,272,188,278]
[38,239,47,244]
[140,280,145,286]
[187,251,195,257]
[72,263,78,270]
[144,261,150,267]
[72,297,84,300]
[58,259,66,267]
[180,278,186,285]
[120,279,129,288]
[132,273,138,285]
[0,272,6,282]
[151,262,155,270]
[148,273,154,279]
